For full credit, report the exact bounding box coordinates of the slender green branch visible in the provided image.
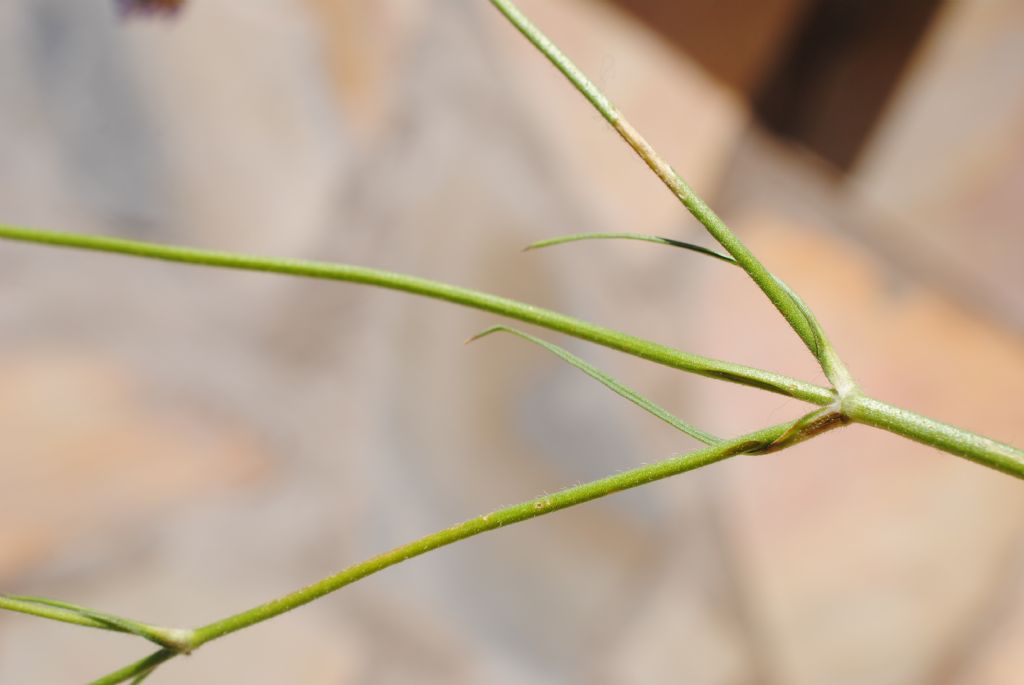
[2,228,1018,478]
[487,0,854,392]
[0,3,1018,682]
[844,393,1024,479]
[87,649,175,685]
[188,420,796,648]
[0,224,833,405]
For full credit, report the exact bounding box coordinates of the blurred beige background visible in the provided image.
[0,0,1022,683]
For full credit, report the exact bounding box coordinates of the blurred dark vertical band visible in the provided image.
[610,0,944,170]
[115,0,185,18]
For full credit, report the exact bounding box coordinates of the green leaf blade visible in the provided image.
[469,325,720,445]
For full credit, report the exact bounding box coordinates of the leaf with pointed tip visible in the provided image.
[7,595,106,615]
[6,595,144,635]
[1,595,189,651]
[468,325,720,445]
[525,232,736,265]
[526,231,828,361]
[0,595,129,634]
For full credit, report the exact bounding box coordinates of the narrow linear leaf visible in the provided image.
[7,595,143,635]
[6,595,108,614]
[0,594,130,634]
[468,325,720,445]
[769,276,824,358]
[527,231,828,361]
[2,595,188,650]
[526,232,736,265]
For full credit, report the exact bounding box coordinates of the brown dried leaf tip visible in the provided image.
[116,0,185,18]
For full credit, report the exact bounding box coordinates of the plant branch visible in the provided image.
[188,420,798,649]
[0,224,833,405]
[843,393,1024,479]
[89,421,827,677]
[487,0,854,393]
[0,2,1017,682]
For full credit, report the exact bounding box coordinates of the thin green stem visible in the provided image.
[844,393,1024,479]
[0,3,1018,683]
[487,0,854,392]
[0,224,833,405]
[87,649,176,685]
[190,421,795,648]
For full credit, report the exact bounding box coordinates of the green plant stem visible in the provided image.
[87,649,175,685]
[188,421,794,648]
[844,393,1024,478]
[487,0,854,392]
[1,226,1019,477]
[0,2,1018,681]
[0,224,832,405]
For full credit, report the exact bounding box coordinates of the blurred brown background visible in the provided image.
[1,0,1022,682]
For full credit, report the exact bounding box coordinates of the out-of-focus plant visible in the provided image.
[116,0,185,18]
[1,1,1021,682]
